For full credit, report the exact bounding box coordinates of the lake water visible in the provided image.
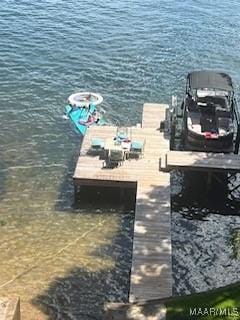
[1,0,240,319]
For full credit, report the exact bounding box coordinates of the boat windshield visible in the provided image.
[196,95,230,111]
[196,89,229,98]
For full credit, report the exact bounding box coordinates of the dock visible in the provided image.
[73,103,172,302]
[0,298,20,320]
[162,150,240,172]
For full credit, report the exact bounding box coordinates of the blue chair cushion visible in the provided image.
[91,138,104,148]
[117,133,128,140]
[131,141,143,150]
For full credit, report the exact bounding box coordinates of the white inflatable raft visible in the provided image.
[68,92,103,107]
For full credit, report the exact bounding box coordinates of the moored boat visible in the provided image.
[171,71,240,153]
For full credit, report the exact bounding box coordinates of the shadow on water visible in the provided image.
[31,183,171,319]
[54,135,83,213]
[31,173,240,318]
[75,186,136,212]
[31,213,134,320]
[171,170,240,220]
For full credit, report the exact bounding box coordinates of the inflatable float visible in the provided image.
[68,92,103,107]
[65,92,105,135]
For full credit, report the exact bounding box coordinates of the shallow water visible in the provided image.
[1,0,240,318]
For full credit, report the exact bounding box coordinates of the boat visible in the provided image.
[168,71,240,197]
[65,92,106,135]
[171,71,240,153]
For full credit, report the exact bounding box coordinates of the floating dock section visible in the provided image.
[73,103,172,303]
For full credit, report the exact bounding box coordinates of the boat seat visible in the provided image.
[187,112,201,134]
[186,96,198,111]
[200,113,217,132]
[216,109,231,118]
[218,117,231,135]
[197,96,229,110]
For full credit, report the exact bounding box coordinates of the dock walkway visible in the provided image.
[162,150,240,172]
[73,103,172,303]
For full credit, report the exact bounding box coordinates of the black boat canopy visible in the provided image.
[187,71,233,91]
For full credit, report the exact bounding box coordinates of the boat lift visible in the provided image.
[169,95,240,154]
[167,95,240,197]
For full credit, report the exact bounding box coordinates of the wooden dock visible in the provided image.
[162,151,240,173]
[73,103,172,303]
[0,298,20,320]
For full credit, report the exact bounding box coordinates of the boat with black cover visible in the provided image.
[180,71,240,153]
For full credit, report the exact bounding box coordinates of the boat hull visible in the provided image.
[184,129,234,153]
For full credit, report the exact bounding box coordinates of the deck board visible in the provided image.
[73,103,172,303]
[164,151,240,172]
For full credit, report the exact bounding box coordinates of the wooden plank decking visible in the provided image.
[104,301,166,320]
[73,103,172,303]
[0,298,20,320]
[74,126,168,186]
[163,151,240,172]
[129,104,172,302]
[141,103,167,129]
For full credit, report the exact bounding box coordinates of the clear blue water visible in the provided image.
[1,0,240,318]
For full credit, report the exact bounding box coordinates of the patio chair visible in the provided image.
[129,139,145,159]
[88,138,105,155]
[115,127,129,143]
[104,149,125,168]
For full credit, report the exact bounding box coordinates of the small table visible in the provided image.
[121,141,131,159]
[105,138,122,151]
[104,138,131,160]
